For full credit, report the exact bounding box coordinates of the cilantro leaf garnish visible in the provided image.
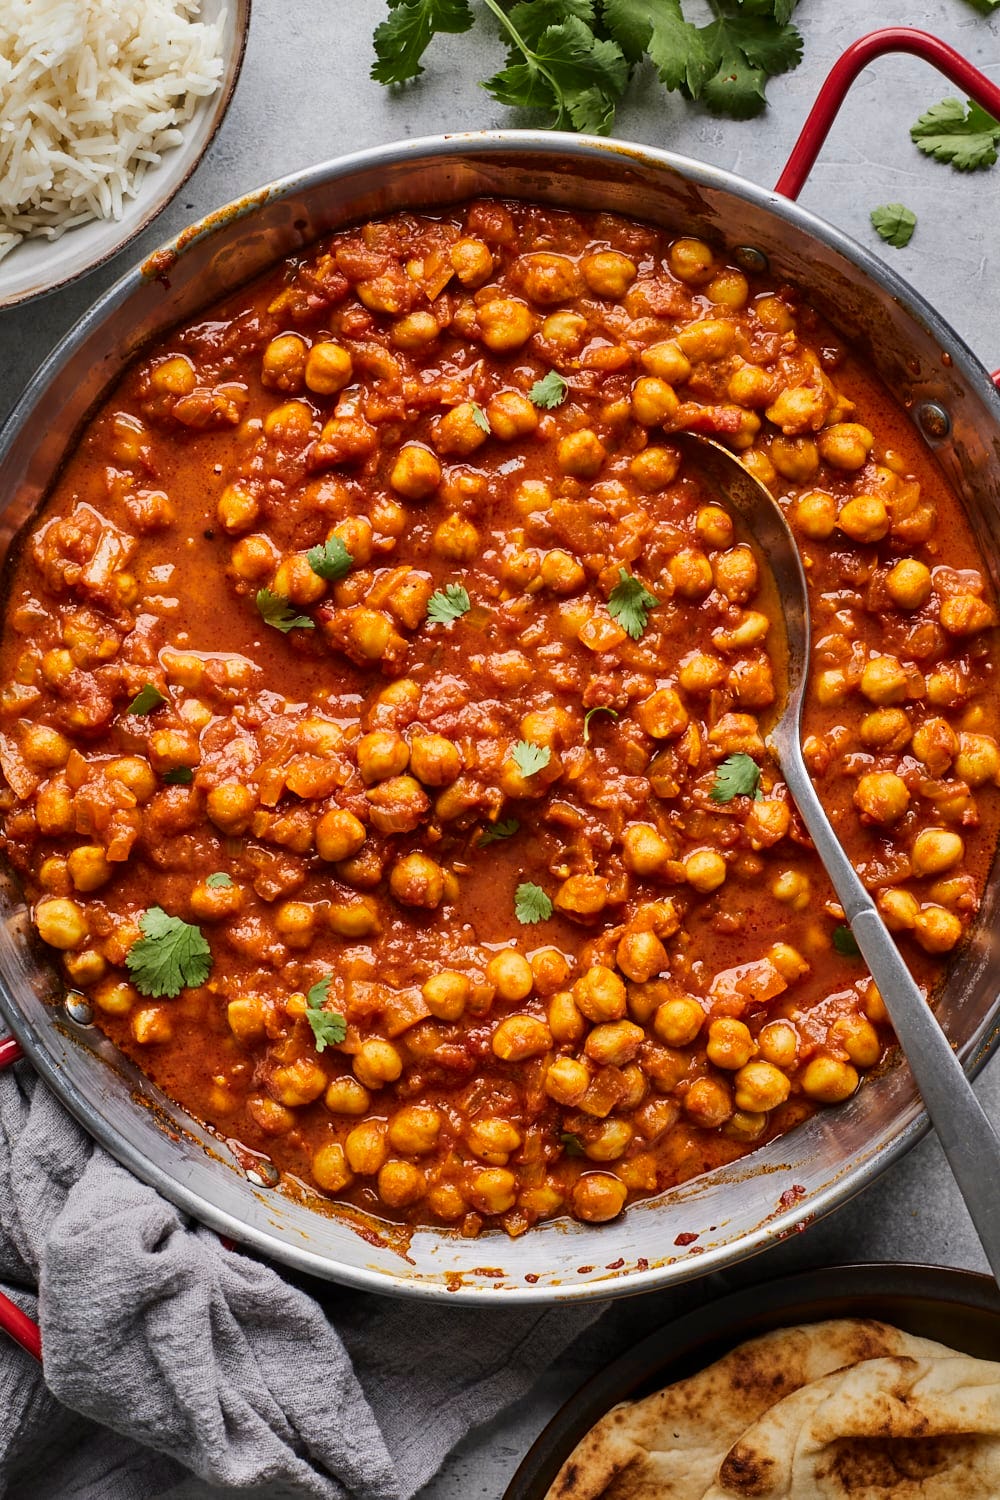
[910,97,1000,171]
[371,0,474,84]
[125,907,213,999]
[426,582,471,625]
[709,752,761,803]
[515,881,553,925]
[833,924,862,958]
[205,872,233,889]
[512,740,551,777]
[560,1131,586,1156]
[161,767,194,786]
[307,537,353,582]
[608,567,658,640]
[478,817,520,846]
[304,975,348,1052]
[471,403,491,433]
[484,8,629,135]
[529,370,568,408]
[255,589,315,634]
[128,683,166,715]
[583,705,618,744]
[870,203,917,248]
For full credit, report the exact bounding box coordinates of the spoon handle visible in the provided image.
[780,750,1000,1282]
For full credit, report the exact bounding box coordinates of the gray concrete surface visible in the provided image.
[1,2,998,1495]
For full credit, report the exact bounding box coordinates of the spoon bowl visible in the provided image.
[675,430,1000,1284]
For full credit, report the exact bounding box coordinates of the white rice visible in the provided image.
[0,0,225,262]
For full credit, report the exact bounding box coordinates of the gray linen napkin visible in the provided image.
[0,1064,602,1500]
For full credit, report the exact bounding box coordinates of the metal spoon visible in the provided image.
[675,430,1000,1282]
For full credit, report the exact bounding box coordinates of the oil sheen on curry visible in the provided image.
[2,200,998,1239]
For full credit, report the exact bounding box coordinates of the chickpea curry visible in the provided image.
[1,199,998,1240]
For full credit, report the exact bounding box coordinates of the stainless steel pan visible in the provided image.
[2,28,999,1306]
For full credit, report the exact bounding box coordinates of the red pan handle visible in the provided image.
[0,1288,41,1361]
[775,28,1000,200]
[0,1034,23,1069]
[776,28,1000,393]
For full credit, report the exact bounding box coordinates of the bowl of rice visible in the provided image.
[0,0,250,309]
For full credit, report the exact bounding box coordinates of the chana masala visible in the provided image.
[2,199,999,1239]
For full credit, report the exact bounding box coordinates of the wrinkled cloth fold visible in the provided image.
[0,1065,601,1499]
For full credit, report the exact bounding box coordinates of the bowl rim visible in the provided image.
[2,128,1000,1304]
[503,1260,1000,1497]
[0,0,252,312]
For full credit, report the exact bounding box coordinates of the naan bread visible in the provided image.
[546,1320,956,1500]
[704,1353,1000,1497]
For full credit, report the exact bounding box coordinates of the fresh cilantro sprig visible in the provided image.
[307,537,353,581]
[371,0,805,130]
[471,403,491,434]
[205,872,233,889]
[583,705,618,744]
[870,204,917,248]
[304,976,348,1053]
[126,907,213,999]
[427,583,471,625]
[256,589,315,634]
[560,1131,586,1156]
[512,740,551,777]
[478,817,520,845]
[128,683,166,715]
[161,767,194,786]
[910,97,1000,171]
[709,752,761,803]
[832,924,862,958]
[529,370,568,408]
[515,881,553,924]
[608,567,658,640]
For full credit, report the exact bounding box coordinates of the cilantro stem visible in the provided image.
[478,0,569,126]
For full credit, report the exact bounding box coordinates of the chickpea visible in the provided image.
[759,1021,798,1069]
[450,237,493,286]
[733,1060,791,1113]
[836,493,889,544]
[794,489,837,540]
[886,558,932,609]
[912,718,959,776]
[772,870,810,912]
[150,354,196,395]
[304,341,353,395]
[427,1183,467,1221]
[818,422,873,471]
[314,808,366,863]
[325,1076,371,1115]
[353,1038,403,1089]
[35,897,88,950]
[388,1105,442,1156]
[545,1056,591,1106]
[653,997,703,1047]
[556,429,606,478]
[771,435,820,484]
[860,708,911,751]
[854,772,910,824]
[725,1110,767,1143]
[622,823,671,876]
[548,990,586,1043]
[65,844,112,894]
[713,545,758,603]
[912,905,963,954]
[800,1056,859,1104]
[683,1076,733,1128]
[631,376,679,426]
[570,1172,626,1223]
[679,651,727,694]
[487,390,539,441]
[628,446,678,492]
[422,970,470,1021]
[685,849,727,893]
[829,1014,881,1069]
[63,948,106,986]
[105,756,157,803]
[770,942,809,981]
[261,334,307,391]
[574,965,627,1022]
[675,318,736,361]
[467,1118,523,1164]
[541,311,587,351]
[940,593,997,636]
[581,250,636,297]
[539,549,586,595]
[93,979,138,1016]
[492,1014,552,1062]
[271,1057,327,1107]
[432,402,489,458]
[878,887,920,931]
[378,1160,426,1209]
[148,729,200,774]
[695,504,734,549]
[860,655,908,705]
[432,513,480,562]
[766,384,828,434]
[531,948,570,996]
[191,879,242,923]
[911,828,964,878]
[616,929,667,984]
[668,237,715,284]
[390,444,442,501]
[707,1017,757,1071]
[20,724,71,771]
[478,297,535,351]
[482,950,531,1003]
[132,1006,173,1045]
[707,268,749,309]
[669,548,713,599]
[555,874,609,917]
[356,729,408,786]
[469,1167,517,1215]
[955,732,1000,787]
[366,775,429,835]
[389,852,445,909]
[585,1020,645,1068]
[517,252,581,305]
[276,902,317,951]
